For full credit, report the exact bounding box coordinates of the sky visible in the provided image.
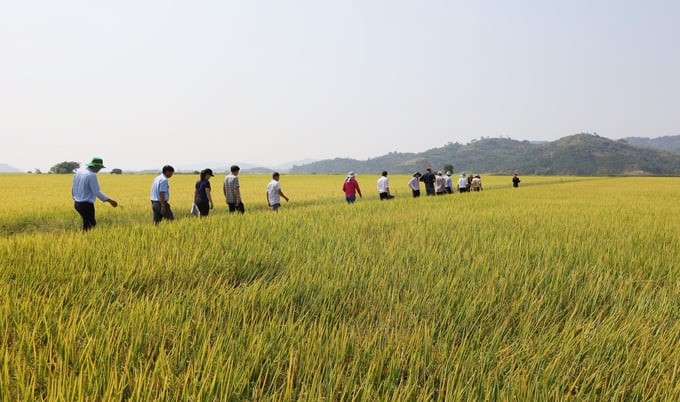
[1,0,679,172]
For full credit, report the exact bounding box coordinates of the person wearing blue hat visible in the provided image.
[71,157,118,231]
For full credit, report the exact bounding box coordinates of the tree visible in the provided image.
[443,164,454,173]
[110,168,123,175]
[50,161,80,174]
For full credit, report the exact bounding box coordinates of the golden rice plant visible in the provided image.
[1,174,679,400]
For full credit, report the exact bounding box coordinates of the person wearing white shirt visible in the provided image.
[445,171,453,194]
[458,174,469,193]
[266,172,289,212]
[150,165,175,224]
[71,157,118,231]
[408,172,421,198]
[377,171,394,200]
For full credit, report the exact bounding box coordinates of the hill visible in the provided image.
[290,134,680,175]
[0,164,22,173]
[621,135,680,154]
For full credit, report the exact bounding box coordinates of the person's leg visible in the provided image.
[152,201,163,224]
[236,203,245,214]
[197,202,209,217]
[75,202,96,231]
[228,203,236,213]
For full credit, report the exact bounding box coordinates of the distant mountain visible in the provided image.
[621,135,680,154]
[290,134,680,176]
[275,159,318,171]
[0,164,22,173]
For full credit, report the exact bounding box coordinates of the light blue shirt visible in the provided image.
[72,167,108,203]
[150,173,170,202]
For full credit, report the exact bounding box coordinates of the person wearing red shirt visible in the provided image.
[342,172,362,204]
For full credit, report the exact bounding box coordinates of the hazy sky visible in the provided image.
[1,1,678,171]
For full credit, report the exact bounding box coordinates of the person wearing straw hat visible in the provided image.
[408,172,421,198]
[342,172,362,204]
[435,171,447,195]
[71,157,118,231]
[458,173,468,193]
[445,171,453,194]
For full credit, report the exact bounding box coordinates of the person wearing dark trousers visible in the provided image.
[71,157,118,231]
[420,168,436,196]
[377,171,394,200]
[223,165,245,213]
[408,172,421,198]
[512,173,521,188]
[194,168,215,217]
[150,165,175,224]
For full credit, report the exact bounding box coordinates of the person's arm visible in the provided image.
[234,187,242,205]
[222,179,227,200]
[356,182,362,197]
[89,174,117,207]
[159,180,169,212]
[279,188,289,202]
[206,187,214,208]
[266,190,270,206]
[159,191,168,213]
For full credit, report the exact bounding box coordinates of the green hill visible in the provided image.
[621,135,680,154]
[290,134,680,175]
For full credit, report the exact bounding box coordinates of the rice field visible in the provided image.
[1,173,679,400]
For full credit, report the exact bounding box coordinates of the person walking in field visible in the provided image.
[377,171,394,200]
[71,157,118,231]
[471,175,483,192]
[458,173,468,193]
[512,173,521,188]
[266,172,289,212]
[150,165,175,224]
[408,172,421,198]
[223,165,244,214]
[194,168,215,217]
[435,171,447,195]
[342,172,362,204]
[420,168,436,196]
[445,171,453,194]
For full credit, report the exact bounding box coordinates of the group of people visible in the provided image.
[71,156,520,231]
[71,158,289,231]
[153,164,289,224]
[342,169,488,203]
[414,168,485,196]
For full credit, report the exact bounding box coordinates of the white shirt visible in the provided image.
[458,177,468,188]
[267,180,281,204]
[408,177,420,191]
[72,167,108,203]
[377,176,389,193]
[150,173,170,201]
